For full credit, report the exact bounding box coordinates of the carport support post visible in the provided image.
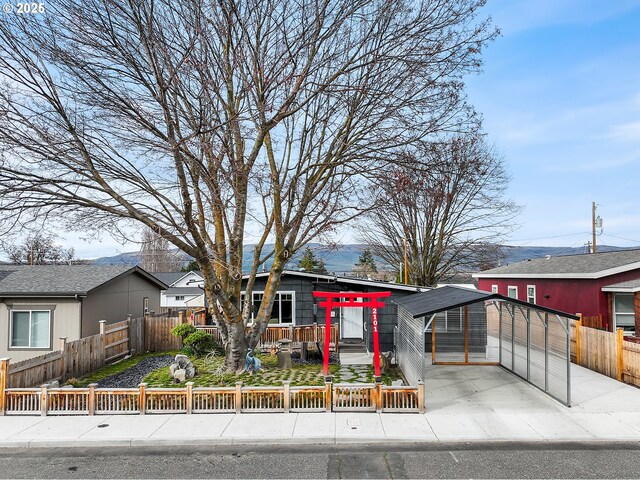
[526,308,531,381]
[544,313,549,392]
[464,305,469,363]
[498,302,503,365]
[511,305,515,369]
[565,317,571,406]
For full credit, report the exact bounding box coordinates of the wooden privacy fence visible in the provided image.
[196,324,340,353]
[0,374,424,416]
[572,319,640,388]
[4,317,146,389]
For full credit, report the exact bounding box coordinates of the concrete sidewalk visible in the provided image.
[1,364,639,448]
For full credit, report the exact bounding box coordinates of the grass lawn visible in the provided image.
[70,351,405,388]
[143,352,405,387]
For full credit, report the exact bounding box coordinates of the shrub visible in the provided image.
[183,330,217,356]
[171,323,196,340]
[65,377,82,388]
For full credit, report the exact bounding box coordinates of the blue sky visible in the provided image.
[465,0,640,250]
[21,1,640,260]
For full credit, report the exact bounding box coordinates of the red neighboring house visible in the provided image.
[473,249,640,333]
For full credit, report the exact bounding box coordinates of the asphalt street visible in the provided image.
[1,442,639,479]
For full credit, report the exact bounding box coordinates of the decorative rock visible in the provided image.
[174,368,186,383]
[50,380,60,388]
[169,354,196,383]
[392,379,403,386]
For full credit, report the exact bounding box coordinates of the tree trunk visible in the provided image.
[224,319,248,372]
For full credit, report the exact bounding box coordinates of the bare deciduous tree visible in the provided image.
[360,135,519,286]
[3,233,76,265]
[0,0,496,370]
[139,228,184,273]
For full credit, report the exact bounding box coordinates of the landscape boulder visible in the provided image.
[169,354,196,383]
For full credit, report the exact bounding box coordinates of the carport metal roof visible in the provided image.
[394,285,579,320]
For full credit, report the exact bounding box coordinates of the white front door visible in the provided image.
[340,297,363,339]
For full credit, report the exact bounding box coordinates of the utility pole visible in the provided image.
[403,237,408,284]
[592,201,596,254]
[592,202,603,254]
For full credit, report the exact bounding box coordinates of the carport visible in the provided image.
[394,286,577,406]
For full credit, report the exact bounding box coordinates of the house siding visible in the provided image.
[0,297,82,362]
[244,274,419,352]
[478,267,640,330]
[81,273,162,336]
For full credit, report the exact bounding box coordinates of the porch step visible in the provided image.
[338,343,367,353]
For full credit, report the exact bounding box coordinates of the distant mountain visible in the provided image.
[91,243,638,272]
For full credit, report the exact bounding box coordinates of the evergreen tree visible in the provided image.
[354,248,378,276]
[298,247,328,274]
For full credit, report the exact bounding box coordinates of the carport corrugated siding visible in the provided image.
[396,305,424,385]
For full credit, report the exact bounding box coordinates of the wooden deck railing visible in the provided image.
[196,324,339,352]
[0,377,424,416]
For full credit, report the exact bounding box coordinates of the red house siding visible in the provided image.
[478,267,640,331]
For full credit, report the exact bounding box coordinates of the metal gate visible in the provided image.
[395,305,424,386]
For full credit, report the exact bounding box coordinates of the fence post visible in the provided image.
[235,381,242,414]
[325,379,332,413]
[88,383,97,415]
[283,381,290,413]
[418,381,425,414]
[139,383,147,415]
[58,337,67,382]
[0,358,9,416]
[99,320,106,335]
[375,380,382,413]
[186,382,193,414]
[313,322,318,343]
[40,384,49,416]
[575,317,582,365]
[126,314,133,355]
[616,328,624,381]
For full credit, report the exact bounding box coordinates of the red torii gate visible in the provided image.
[313,291,391,378]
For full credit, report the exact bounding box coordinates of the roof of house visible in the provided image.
[165,287,204,296]
[602,278,640,293]
[246,270,429,293]
[473,249,640,280]
[0,265,167,296]
[152,271,203,287]
[394,285,579,319]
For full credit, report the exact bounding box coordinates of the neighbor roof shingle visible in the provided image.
[474,249,640,278]
[0,265,165,295]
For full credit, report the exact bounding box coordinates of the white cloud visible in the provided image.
[607,121,640,142]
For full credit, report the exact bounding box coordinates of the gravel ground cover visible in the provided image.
[96,355,174,388]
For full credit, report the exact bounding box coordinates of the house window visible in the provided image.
[10,310,51,349]
[143,297,149,313]
[241,291,295,325]
[527,285,536,304]
[613,294,635,331]
[426,308,463,333]
[491,285,498,294]
[175,295,185,301]
[507,286,518,299]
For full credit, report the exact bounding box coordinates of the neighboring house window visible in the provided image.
[507,286,518,299]
[10,310,51,349]
[491,285,498,294]
[613,293,635,331]
[527,285,536,304]
[425,308,463,333]
[240,291,295,325]
[175,296,185,301]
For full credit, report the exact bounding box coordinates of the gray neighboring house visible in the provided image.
[243,270,428,353]
[0,265,167,362]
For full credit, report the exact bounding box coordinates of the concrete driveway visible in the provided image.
[423,363,640,441]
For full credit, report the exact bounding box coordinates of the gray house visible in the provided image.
[243,270,427,353]
[0,265,166,362]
